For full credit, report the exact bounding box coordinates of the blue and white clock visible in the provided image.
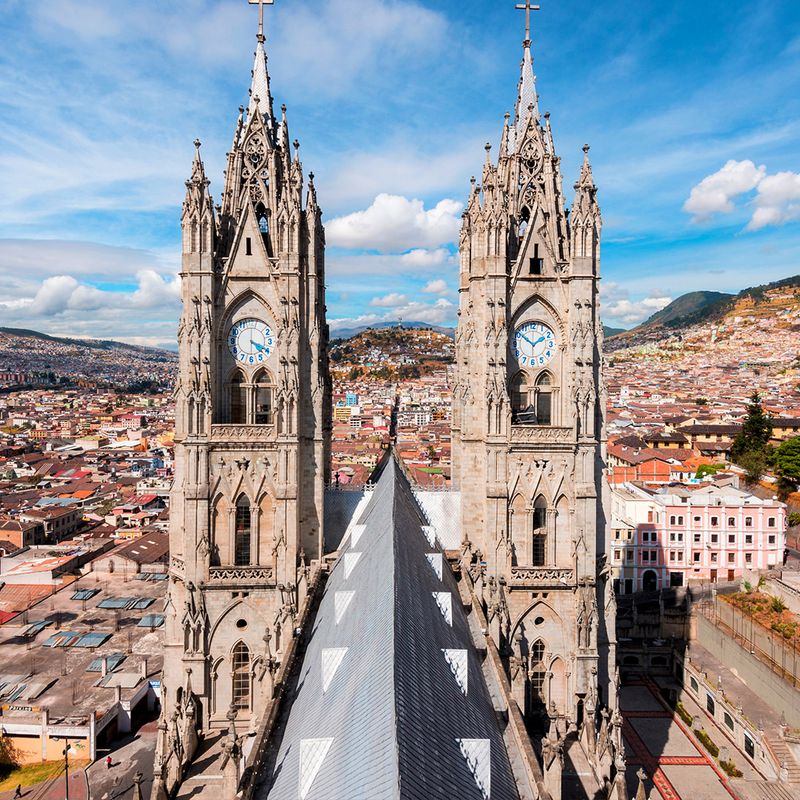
[513,321,556,367]
[227,318,275,364]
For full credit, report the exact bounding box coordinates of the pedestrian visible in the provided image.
[14,784,21,798]
[106,755,112,770]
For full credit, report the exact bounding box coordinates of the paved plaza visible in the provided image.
[621,678,741,800]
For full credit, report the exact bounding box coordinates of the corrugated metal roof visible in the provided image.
[257,457,519,800]
[86,653,126,673]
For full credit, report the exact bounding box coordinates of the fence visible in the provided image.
[698,596,800,689]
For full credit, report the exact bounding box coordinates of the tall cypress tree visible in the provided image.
[731,392,773,462]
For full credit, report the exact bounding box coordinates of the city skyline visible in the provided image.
[1,0,800,349]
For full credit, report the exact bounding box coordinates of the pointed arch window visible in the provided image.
[230,371,246,425]
[534,372,553,425]
[253,369,274,425]
[518,206,530,240]
[529,639,547,704]
[231,642,251,711]
[532,495,547,567]
[511,372,531,421]
[234,496,251,566]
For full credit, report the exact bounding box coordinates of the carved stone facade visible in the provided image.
[152,19,329,798]
[452,24,617,744]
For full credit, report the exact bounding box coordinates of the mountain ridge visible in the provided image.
[608,274,800,348]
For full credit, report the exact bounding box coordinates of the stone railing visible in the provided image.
[510,425,573,444]
[509,566,574,587]
[210,424,275,442]
[205,565,275,586]
[169,556,185,576]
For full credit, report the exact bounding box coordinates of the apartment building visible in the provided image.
[610,482,786,593]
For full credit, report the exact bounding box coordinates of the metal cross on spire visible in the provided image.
[249,0,274,38]
[515,0,540,43]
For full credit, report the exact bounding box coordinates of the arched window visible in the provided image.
[253,369,274,425]
[518,206,530,240]
[532,495,547,566]
[234,496,251,566]
[230,371,246,424]
[231,642,251,711]
[534,372,552,425]
[258,215,269,234]
[511,372,532,422]
[528,639,547,706]
[510,494,528,567]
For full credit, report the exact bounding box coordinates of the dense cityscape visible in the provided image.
[1,275,799,797]
[2,0,800,798]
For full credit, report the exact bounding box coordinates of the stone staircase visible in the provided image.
[734,780,800,800]
[764,734,800,783]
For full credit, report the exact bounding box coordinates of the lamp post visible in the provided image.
[52,737,72,800]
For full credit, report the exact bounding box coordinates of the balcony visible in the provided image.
[510,425,573,445]
[205,565,275,587]
[210,424,275,443]
[509,566,574,588]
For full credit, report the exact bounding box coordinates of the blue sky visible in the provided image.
[1,0,799,348]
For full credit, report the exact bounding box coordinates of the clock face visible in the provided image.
[513,321,557,367]
[227,318,275,365]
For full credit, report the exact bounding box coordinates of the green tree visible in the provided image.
[773,437,800,499]
[739,450,767,486]
[788,511,800,527]
[731,392,772,463]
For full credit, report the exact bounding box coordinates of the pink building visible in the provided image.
[610,483,786,593]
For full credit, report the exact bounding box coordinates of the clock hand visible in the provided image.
[250,339,267,353]
[519,333,546,349]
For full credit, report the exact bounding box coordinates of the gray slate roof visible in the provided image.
[258,456,519,800]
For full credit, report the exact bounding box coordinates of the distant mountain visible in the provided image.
[0,327,174,355]
[603,326,625,339]
[330,321,455,341]
[640,291,735,329]
[0,328,177,388]
[607,274,800,351]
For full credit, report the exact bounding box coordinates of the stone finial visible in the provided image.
[635,768,648,800]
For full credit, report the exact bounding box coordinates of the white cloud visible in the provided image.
[0,240,181,346]
[369,292,408,307]
[601,282,672,326]
[683,160,766,222]
[401,249,452,267]
[326,194,463,252]
[747,171,800,230]
[30,276,80,315]
[330,297,456,332]
[130,270,181,308]
[423,279,450,294]
[318,139,481,210]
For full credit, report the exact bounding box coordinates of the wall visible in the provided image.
[694,612,800,728]
[678,653,778,780]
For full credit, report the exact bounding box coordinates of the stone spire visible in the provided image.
[571,144,602,265]
[508,4,541,154]
[575,144,597,194]
[181,140,215,258]
[247,32,275,130]
[515,43,539,131]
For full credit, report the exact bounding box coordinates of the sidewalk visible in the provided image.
[0,768,88,800]
[86,718,158,800]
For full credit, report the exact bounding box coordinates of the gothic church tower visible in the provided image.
[154,7,330,793]
[453,6,615,737]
